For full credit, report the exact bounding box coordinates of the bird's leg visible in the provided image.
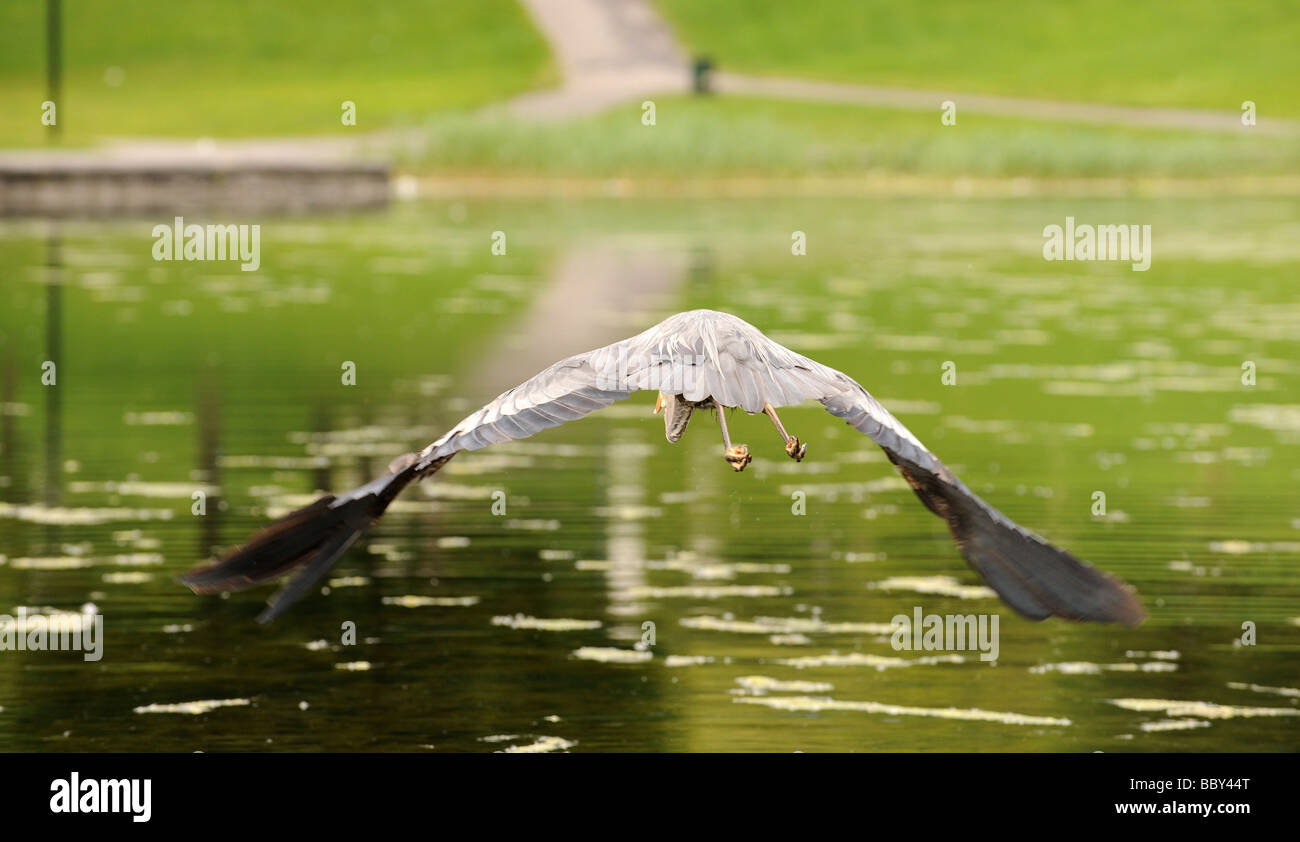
[715,404,751,472]
[764,403,807,462]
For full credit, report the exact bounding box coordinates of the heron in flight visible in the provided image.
[182,309,1144,626]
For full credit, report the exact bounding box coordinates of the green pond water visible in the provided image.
[0,196,1297,751]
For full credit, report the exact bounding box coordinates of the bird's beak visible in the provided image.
[658,393,693,443]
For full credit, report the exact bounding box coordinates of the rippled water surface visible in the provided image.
[1,197,1298,751]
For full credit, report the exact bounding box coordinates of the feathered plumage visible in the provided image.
[181,309,1143,626]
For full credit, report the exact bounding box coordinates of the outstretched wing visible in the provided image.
[806,361,1144,626]
[414,342,638,467]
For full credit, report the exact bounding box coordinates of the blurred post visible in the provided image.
[47,0,61,141]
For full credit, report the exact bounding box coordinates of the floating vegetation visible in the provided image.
[619,585,791,600]
[1228,404,1300,433]
[382,595,479,608]
[327,576,370,588]
[1226,682,1300,699]
[102,572,153,584]
[67,480,215,499]
[734,675,835,695]
[492,614,602,631]
[679,562,791,580]
[0,605,99,634]
[869,576,996,600]
[12,551,169,570]
[1031,662,1178,675]
[680,615,893,635]
[1109,698,1300,719]
[123,411,194,426]
[219,455,331,470]
[658,489,705,505]
[366,544,413,562]
[1140,719,1212,732]
[1125,650,1180,660]
[0,502,173,525]
[1208,540,1300,554]
[109,553,165,566]
[571,647,652,664]
[505,519,561,531]
[498,736,577,753]
[593,505,663,520]
[7,556,93,570]
[736,696,1070,727]
[134,698,251,715]
[776,652,964,670]
[479,734,520,743]
[574,558,789,579]
[112,532,161,551]
[1168,560,1216,576]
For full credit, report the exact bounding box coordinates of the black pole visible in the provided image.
[47,0,61,141]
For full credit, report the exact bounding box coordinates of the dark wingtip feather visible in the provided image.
[255,528,365,623]
[181,456,441,621]
[889,454,1146,627]
[179,496,341,593]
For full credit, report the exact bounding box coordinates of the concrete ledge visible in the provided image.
[0,155,390,217]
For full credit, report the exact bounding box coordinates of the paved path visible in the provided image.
[508,0,1298,136]
[713,73,1297,136]
[504,0,690,121]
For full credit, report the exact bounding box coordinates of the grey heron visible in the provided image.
[181,309,1144,626]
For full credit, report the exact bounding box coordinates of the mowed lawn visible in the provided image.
[407,96,1299,179]
[0,0,553,146]
[657,0,1300,116]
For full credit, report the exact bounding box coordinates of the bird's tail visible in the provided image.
[888,453,1145,626]
[179,453,451,623]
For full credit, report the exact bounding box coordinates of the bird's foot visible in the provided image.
[785,437,808,462]
[724,444,752,472]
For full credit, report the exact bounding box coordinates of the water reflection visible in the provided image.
[43,225,62,512]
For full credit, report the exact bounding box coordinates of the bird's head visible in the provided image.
[654,392,695,443]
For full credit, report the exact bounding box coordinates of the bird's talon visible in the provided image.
[786,438,807,462]
[725,445,752,472]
